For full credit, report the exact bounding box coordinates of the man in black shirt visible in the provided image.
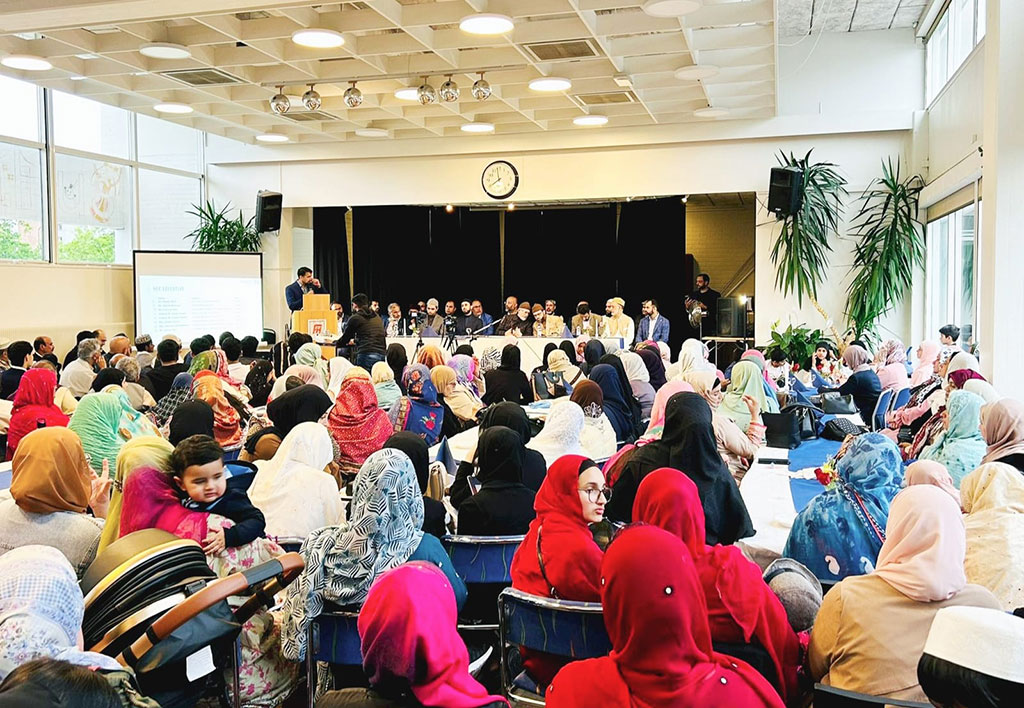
[455,299,483,335]
[685,272,721,336]
[141,338,189,400]
[336,292,387,370]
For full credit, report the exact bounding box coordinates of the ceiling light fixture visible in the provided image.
[506,203,516,211]
[302,83,322,110]
[460,122,494,133]
[153,102,193,114]
[256,133,289,143]
[1,54,52,71]
[471,72,491,101]
[694,106,729,118]
[343,81,363,108]
[355,128,388,138]
[270,85,289,114]
[573,114,608,126]
[439,75,459,102]
[291,28,345,48]
[394,87,419,101]
[417,77,437,105]
[459,13,514,35]
[445,204,455,213]
[674,64,719,80]
[75,53,99,60]
[139,42,192,60]
[528,76,571,92]
[641,0,703,17]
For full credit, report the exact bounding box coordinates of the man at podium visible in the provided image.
[285,266,327,312]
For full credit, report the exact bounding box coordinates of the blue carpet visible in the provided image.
[790,478,826,512]
[788,438,842,471]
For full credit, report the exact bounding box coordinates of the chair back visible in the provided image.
[872,389,895,431]
[498,588,610,698]
[891,387,911,411]
[309,608,362,667]
[813,684,931,707]
[443,535,524,584]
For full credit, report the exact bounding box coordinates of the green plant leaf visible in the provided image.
[187,199,262,252]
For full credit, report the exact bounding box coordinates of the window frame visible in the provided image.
[0,82,49,264]
[925,189,981,350]
[925,0,987,105]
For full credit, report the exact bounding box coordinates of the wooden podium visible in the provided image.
[291,293,338,358]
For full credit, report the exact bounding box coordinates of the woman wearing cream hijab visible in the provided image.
[682,370,766,482]
[960,462,1024,611]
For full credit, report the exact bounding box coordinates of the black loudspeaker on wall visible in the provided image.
[717,297,747,338]
[767,166,804,218]
[255,190,283,233]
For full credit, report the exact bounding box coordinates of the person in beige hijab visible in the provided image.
[960,462,1024,611]
[682,369,765,482]
[980,398,1024,472]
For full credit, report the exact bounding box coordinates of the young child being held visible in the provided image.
[170,434,266,555]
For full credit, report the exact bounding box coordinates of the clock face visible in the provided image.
[481,160,519,200]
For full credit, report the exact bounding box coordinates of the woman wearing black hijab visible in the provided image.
[91,368,126,392]
[450,401,547,506]
[382,432,447,539]
[599,353,644,437]
[558,340,578,367]
[607,392,754,546]
[265,384,332,437]
[455,344,475,357]
[457,426,536,536]
[168,400,215,445]
[244,360,274,408]
[386,343,409,393]
[481,345,532,406]
[637,347,667,391]
[582,340,605,374]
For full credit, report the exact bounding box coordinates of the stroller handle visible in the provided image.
[119,552,304,667]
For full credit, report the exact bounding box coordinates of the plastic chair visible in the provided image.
[307,605,362,708]
[498,588,610,706]
[891,387,911,412]
[813,683,931,707]
[443,534,524,630]
[872,389,895,431]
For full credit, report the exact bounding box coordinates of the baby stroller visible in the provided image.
[81,528,303,708]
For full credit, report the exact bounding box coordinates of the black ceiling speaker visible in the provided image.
[767,166,804,218]
[255,190,283,233]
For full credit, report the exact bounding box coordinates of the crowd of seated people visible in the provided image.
[1,310,1023,708]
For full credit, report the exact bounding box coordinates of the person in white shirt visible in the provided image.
[602,297,635,344]
[134,334,155,369]
[59,338,104,398]
[222,337,250,383]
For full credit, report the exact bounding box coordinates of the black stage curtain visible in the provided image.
[350,206,500,311]
[503,206,618,323]
[312,207,351,303]
[615,197,687,354]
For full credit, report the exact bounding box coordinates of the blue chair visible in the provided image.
[498,588,610,706]
[872,389,895,431]
[443,534,524,630]
[814,683,931,707]
[891,387,911,411]
[307,606,361,708]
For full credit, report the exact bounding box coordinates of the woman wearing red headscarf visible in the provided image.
[5,368,69,460]
[546,525,785,708]
[326,377,393,475]
[510,454,607,687]
[633,469,799,704]
[318,562,508,708]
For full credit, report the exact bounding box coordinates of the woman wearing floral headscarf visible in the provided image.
[874,339,910,392]
[387,364,445,446]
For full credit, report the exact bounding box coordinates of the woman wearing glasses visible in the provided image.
[510,455,610,688]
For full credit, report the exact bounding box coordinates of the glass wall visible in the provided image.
[927,201,978,352]
[0,73,205,265]
[926,0,987,104]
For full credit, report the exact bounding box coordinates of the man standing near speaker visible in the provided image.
[685,273,721,335]
[285,266,327,312]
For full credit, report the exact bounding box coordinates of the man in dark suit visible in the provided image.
[285,266,327,312]
[1,341,33,400]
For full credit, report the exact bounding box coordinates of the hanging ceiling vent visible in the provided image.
[522,39,599,62]
[158,68,245,86]
[282,110,339,122]
[573,90,638,106]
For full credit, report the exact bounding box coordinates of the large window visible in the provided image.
[927,202,978,351]
[926,0,987,103]
[0,72,207,265]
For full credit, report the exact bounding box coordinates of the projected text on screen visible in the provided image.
[137,274,262,343]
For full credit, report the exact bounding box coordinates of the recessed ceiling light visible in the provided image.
[1,54,52,71]
[69,75,86,81]
[459,13,514,35]
[355,128,388,138]
[674,64,719,80]
[573,114,609,126]
[528,76,571,92]
[394,87,420,101]
[641,0,702,17]
[694,106,729,118]
[256,133,290,143]
[291,28,345,48]
[153,102,193,114]
[75,53,99,60]
[139,42,191,60]
[460,122,494,133]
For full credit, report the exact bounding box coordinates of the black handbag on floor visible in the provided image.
[816,391,858,414]
[762,412,802,449]
[822,417,866,441]
[781,403,820,440]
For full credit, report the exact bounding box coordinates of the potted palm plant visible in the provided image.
[186,200,262,252]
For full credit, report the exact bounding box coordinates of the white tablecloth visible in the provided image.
[387,336,623,377]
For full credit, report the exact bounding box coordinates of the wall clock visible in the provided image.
[481,160,519,200]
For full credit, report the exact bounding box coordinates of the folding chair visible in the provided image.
[443,534,524,630]
[307,605,362,708]
[872,389,895,431]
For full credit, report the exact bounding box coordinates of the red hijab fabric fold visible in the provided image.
[633,468,799,703]
[359,562,509,708]
[119,466,209,543]
[546,525,785,708]
[5,368,69,460]
[326,378,393,473]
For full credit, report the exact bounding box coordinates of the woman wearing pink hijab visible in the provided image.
[910,341,942,387]
[904,460,960,507]
[874,339,911,392]
[808,486,1001,702]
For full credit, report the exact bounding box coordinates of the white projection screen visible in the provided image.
[134,251,263,344]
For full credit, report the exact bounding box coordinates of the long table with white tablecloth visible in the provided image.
[386,336,623,377]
